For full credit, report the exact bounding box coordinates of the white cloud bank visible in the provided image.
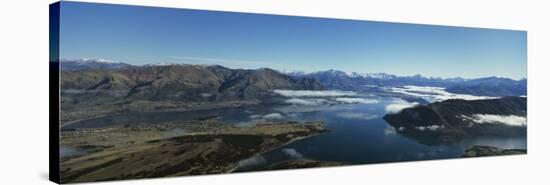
[282,148,304,159]
[249,113,286,120]
[460,114,527,126]
[415,125,445,131]
[385,99,419,114]
[284,98,327,106]
[334,97,379,104]
[384,126,397,136]
[263,113,286,120]
[388,86,497,102]
[274,90,357,97]
[335,112,378,120]
[237,155,267,169]
[276,90,379,107]
[240,113,288,127]
[200,93,212,98]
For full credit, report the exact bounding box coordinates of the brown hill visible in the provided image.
[60,64,322,102]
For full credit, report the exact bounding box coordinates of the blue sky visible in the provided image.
[59,2,527,79]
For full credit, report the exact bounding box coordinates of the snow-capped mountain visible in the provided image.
[278,69,308,76]
[59,58,133,71]
[145,62,182,67]
[282,69,523,95]
[318,69,349,77]
[58,59,526,96]
[348,72,397,80]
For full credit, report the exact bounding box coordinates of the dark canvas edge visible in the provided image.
[49,1,61,184]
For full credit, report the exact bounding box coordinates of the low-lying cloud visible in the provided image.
[249,113,286,120]
[282,148,304,159]
[388,86,497,102]
[415,125,445,131]
[263,113,286,120]
[334,97,379,104]
[285,98,327,106]
[237,155,267,170]
[274,90,357,97]
[284,97,379,106]
[200,93,213,98]
[460,114,527,126]
[384,126,397,136]
[335,112,378,120]
[385,99,419,114]
[240,113,288,127]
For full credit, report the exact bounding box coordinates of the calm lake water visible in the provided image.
[63,93,527,170]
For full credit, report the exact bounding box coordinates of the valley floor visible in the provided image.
[59,118,334,183]
[60,100,259,127]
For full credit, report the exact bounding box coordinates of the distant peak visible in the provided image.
[347,72,397,79]
[146,62,181,66]
[324,69,346,74]
[278,69,307,75]
[60,58,121,64]
[257,67,277,72]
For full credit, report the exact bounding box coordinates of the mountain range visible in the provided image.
[58,59,527,98]
[60,61,321,103]
[60,58,134,71]
[287,69,526,96]
[445,77,527,97]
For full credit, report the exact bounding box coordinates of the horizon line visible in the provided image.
[57,57,527,80]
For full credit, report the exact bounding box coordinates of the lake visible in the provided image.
[62,91,527,170]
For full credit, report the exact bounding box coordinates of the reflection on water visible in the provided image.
[63,94,527,169]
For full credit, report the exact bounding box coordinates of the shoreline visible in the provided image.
[59,120,328,183]
[226,132,326,173]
